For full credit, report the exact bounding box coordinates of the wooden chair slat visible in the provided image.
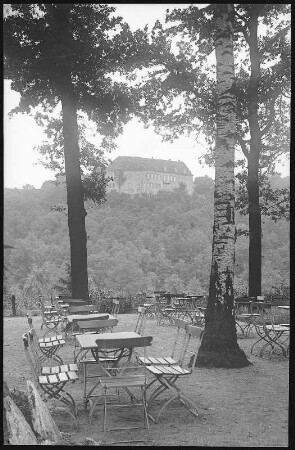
[48,374,59,384]
[39,376,48,384]
[147,365,165,375]
[41,367,51,375]
[67,371,79,380]
[57,372,68,382]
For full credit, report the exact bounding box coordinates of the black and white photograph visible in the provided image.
[3,3,290,446]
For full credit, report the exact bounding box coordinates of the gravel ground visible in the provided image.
[3,314,289,446]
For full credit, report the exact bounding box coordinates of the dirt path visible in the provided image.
[3,315,289,446]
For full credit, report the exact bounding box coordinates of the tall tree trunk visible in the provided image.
[196,4,250,368]
[247,7,263,297]
[52,5,89,299]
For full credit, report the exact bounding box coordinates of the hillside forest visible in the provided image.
[3,174,289,311]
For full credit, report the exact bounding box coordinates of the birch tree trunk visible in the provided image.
[195,4,250,368]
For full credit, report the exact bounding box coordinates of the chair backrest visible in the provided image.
[180,324,203,372]
[95,336,153,377]
[111,299,120,317]
[134,306,146,335]
[171,318,189,362]
[68,304,99,315]
[76,318,118,332]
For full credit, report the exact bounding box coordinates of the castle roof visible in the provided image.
[106,156,192,176]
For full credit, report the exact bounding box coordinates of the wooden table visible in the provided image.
[76,331,141,408]
[67,313,113,323]
[65,313,113,335]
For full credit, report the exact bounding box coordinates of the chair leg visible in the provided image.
[103,387,107,432]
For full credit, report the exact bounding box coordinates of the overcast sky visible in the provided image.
[4,3,289,189]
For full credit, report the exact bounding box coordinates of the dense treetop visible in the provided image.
[4,175,289,303]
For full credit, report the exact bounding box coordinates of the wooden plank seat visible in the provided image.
[138,318,188,367]
[41,363,78,376]
[145,324,203,424]
[23,332,79,428]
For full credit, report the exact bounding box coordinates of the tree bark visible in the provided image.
[247,7,262,297]
[196,4,250,368]
[51,5,89,299]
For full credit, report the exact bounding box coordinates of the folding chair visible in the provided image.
[23,331,79,427]
[111,299,120,318]
[138,318,188,366]
[27,318,65,365]
[134,306,147,335]
[145,324,203,423]
[91,335,153,442]
[155,297,175,325]
[39,301,62,337]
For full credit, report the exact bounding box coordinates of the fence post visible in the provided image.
[11,295,16,317]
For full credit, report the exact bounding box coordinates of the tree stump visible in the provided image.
[4,396,38,445]
[27,380,63,444]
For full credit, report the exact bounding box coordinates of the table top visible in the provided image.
[67,313,114,323]
[277,305,290,310]
[76,331,140,349]
[265,324,290,332]
[63,299,87,304]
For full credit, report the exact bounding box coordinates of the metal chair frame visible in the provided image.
[23,331,79,427]
[145,324,203,423]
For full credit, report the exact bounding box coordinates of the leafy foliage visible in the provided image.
[4,176,289,309]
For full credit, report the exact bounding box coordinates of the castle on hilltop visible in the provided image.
[106,156,193,195]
